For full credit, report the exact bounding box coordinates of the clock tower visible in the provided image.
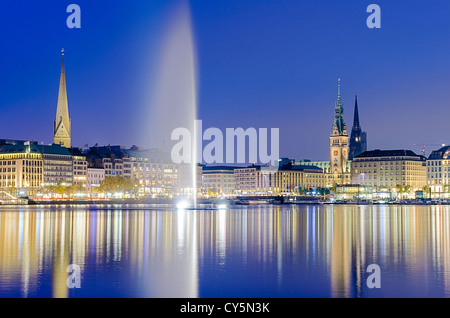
[54,49,71,148]
[330,79,349,184]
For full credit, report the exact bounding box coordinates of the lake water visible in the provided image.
[0,204,449,298]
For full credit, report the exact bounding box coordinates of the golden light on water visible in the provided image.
[2,205,450,297]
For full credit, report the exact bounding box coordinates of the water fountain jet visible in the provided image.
[147,1,199,208]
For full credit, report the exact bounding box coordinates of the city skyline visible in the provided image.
[3,1,450,302]
[1,1,450,161]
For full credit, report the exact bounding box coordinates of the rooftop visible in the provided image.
[279,164,323,172]
[0,144,42,154]
[428,146,450,160]
[69,147,86,157]
[41,144,72,156]
[202,165,240,171]
[355,149,425,160]
[0,143,71,156]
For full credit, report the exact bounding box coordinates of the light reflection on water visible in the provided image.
[0,204,450,298]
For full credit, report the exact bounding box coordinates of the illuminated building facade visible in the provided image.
[202,166,236,196]
[85,146,132,178]
[0,142,75,192]
[41,144,73,186]
[234,165,262,194]
[427,145,450,197]
[260,165,327,195]
[0,143,43,193]
[70,148,87,190]
[87,167,105,195]
[85,145,196,195]
[178,163,203,196]
[351,149,426,191]
[127,146,180,195]
[234,161,327,195]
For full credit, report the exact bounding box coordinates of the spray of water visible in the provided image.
[146,1,198,207]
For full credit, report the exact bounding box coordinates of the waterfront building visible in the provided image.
[0,142,73,193]
[127,146,180,195]
[53,50,71,148]
[85,146,132,178]
[351,149,426,192]
[202,166,236,196]
[86,167,105,196]
[41,144,73,186]
[348,95,367,160]
[234,164,262,195]
[85,145,193,196]
[234,161,327,195]
[70,148,87,191]
[329,79,351,185]
[426,146,450,198]
[178,163,203,196]
[261,163,327,195]
[0,142,43,195]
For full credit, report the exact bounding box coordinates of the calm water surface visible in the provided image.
[0,204,449,298]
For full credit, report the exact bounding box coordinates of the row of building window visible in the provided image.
[427,167,450,172]
[0,161,16,165]
[427,173,450,179]
[0,168,16,173]
[428,161,444,166]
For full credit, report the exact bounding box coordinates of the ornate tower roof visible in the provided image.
[331,78,347,136]
[54,49,71,148]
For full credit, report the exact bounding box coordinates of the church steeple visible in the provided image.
[349,94,367,160]
[353,94,360,130]
[54,49,71,148]
[330,78,349,184]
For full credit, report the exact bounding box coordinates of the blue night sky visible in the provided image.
[0,0,450,161]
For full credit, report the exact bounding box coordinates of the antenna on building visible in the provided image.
[413,143,444,157]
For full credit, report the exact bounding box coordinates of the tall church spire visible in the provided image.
[349,94,367,160]
[54,49,71,148]
[353,94,360,129]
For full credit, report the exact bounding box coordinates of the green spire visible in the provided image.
[336,78,342,109]
[332,78,346,135]
[338,78,341,98]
